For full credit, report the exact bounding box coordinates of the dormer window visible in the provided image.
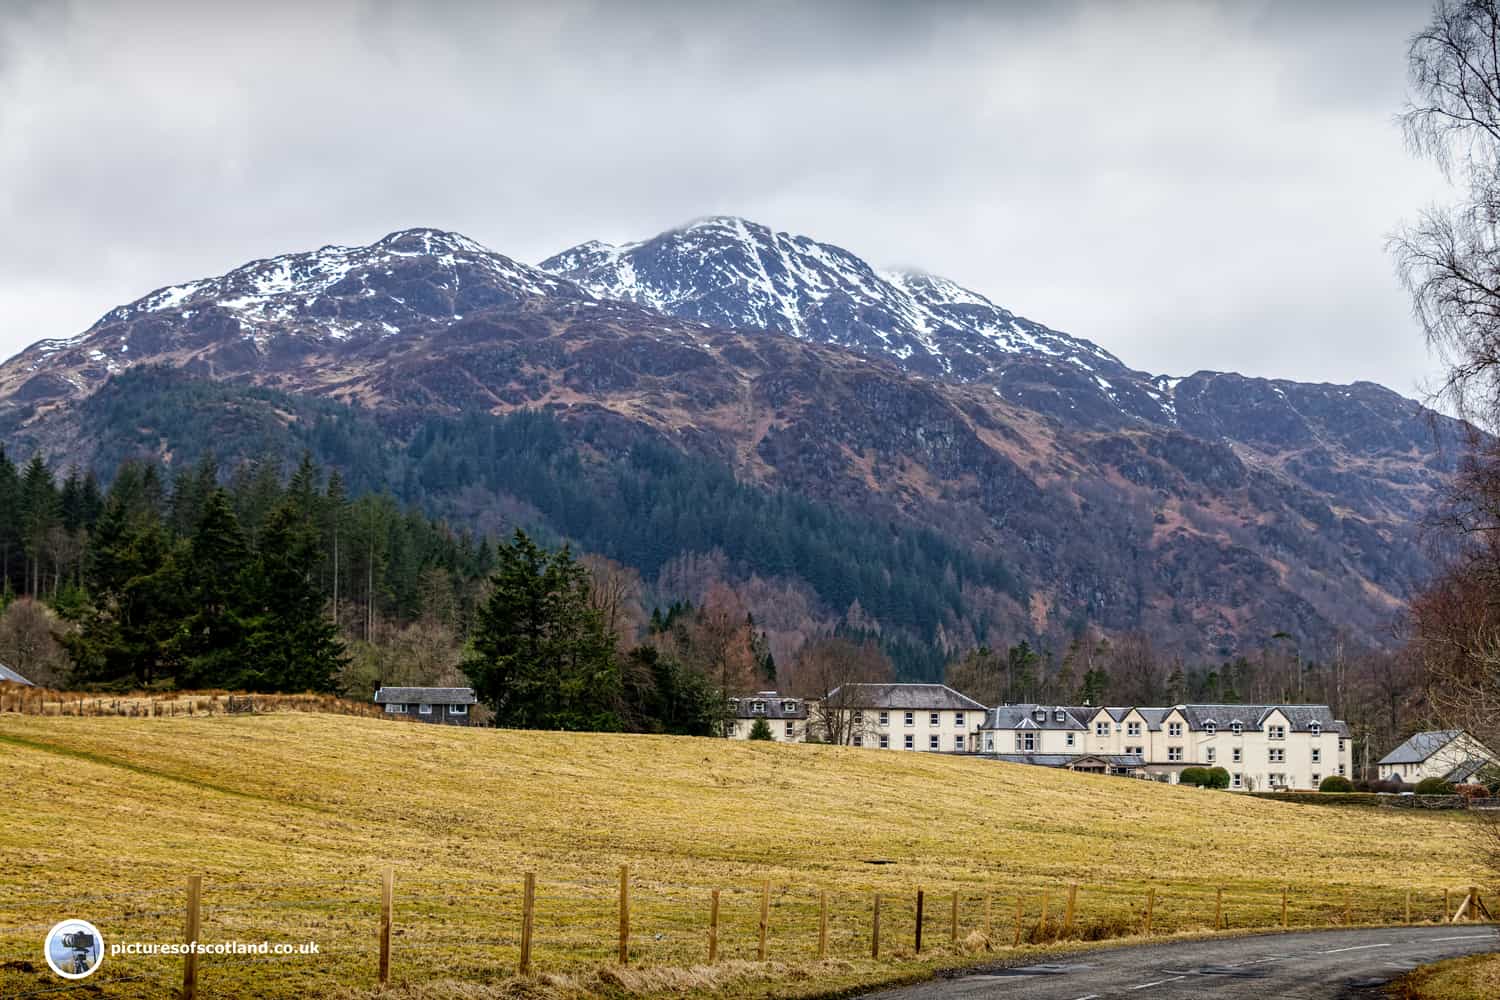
[729,698,740,710]
[1231,721,1243,735]
[1204,721,1216,735]
[1309,721,1322,736]
[751,701,766,715]
[1033,708,1045,722]
[1054,710,1065,722]
[782,700,798,713]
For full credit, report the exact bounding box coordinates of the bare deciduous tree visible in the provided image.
[786,636,894,745]
[0,597,70,687]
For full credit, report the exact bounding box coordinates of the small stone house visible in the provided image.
[727,691,808,742]
[1378,730,1497,784]
[374,686,477,726]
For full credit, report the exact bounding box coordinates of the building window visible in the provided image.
[1205,747,1216,763]
[1269,748,1285,763]
[853,735,864,747]
[904,712,915,727]
[1311,747,1321,764]
[782,700,798,713]
[1168,746,1183,761]
[1127,722,1142,737]
[1309,721,1321,735]
[852,711,863,724]
[904,735,914,750]
[751,701,766,715]
[1204,721,1216,735]
[1232,773,1243,788]
[1095,722,1109,737]
[879,711,889,726]
[955,734,966,751]
[1337,764,1346,776]
[879,735,890,749]
[1020,733,1036,752]
[419,704,433,715]
[930,712,940,726]
[785,722,795,736]
[1168,722,1183,737]
[1268,725,1285,740]
[1232,748,1242,763]
[385,703,406,714]
[984,734,995,752]
[1054,709,1065,722]
[1311,773,1321,785]
[1065,732,1076,747]
[929,734,940,750]
[449,704,468,716]
[1231,722,1243,735]
[1338,739,1347,753]
[1126,745,1144,755]
[955,712,965,727]
[1270,773,1286,787]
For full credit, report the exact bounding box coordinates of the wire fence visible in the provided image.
[0,870,1492,999]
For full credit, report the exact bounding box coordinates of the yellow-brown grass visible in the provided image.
[1389,952,1500,998]
[0,712,1489,999]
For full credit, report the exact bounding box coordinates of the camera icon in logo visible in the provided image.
[44,919,104,979]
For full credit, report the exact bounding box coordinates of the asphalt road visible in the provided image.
[858,926,1500,1000]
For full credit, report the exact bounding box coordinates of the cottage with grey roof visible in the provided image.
[1378,730,1496,784]
[727,691,808,742]
[374,686,477,726]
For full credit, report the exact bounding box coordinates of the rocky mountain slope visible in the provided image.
[0,222,1463,665]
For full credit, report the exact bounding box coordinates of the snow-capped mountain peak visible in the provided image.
[539,216,1127,382]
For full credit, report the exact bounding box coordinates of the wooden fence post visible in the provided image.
[520,873,535,975]
[708,890,720,964]
[618,864,630,965]
[1143,888,1155,937]
[1064,884,1077,936]
[872,893,882,959]
[914,888,924,953]
[1215,887,1223,931]
[758,880,770,961]
[950,890,959,944]
[819,890,829,960]
[1012,896,1023,947]
[1281,887,1288,929]
[379,868,393,986]
[183,875,202,1000]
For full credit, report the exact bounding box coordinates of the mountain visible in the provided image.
[0,221,1465,672]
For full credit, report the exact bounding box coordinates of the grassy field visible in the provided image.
[0,712,1492,999]
[1390,954,1500,998]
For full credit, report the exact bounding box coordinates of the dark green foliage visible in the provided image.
[1205,766,1230,789]
[748,717,774,741]
[1178,766,1209,787]
[462,530,622,731]
[1415,777,1455,795]
[1319,775,1354,793]
[66,369,1025,678]
[620,644,724,736]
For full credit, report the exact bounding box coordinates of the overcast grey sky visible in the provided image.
[0,0,1454,396]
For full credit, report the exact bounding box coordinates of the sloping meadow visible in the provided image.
[0,713,1487,998]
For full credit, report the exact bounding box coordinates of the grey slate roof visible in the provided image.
[1379,730,1463,765]
[1176,703,1348,735]
[1137,707,1171,731]
[373,686,477,705]
[825,683,986,712]
[1444,758,1494,784]
[0,662,34,686]
[980,705,1088,731]
[730,691,808,720]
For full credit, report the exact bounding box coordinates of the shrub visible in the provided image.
[748,718,774,741]
[1319,775,1355,793]
[1205,766,1231,789]
[1456,783,1490,800]
[1415,777,1456,795]
[1179,767,1209,787]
